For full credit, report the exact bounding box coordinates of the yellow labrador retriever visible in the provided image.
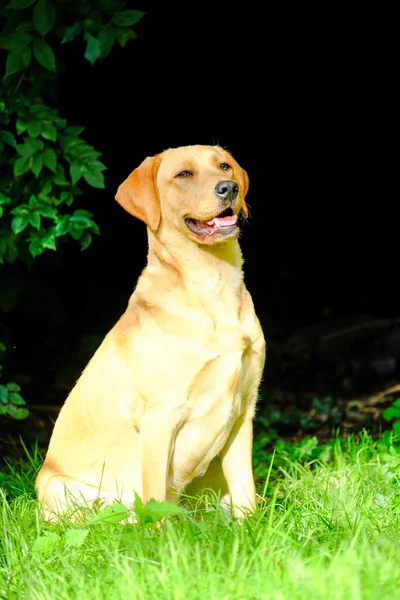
[36,145,265,519]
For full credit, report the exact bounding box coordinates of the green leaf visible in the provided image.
[33,0,56,36]
[6,0,36,9]
[29,103,50,115]
[9,392,26,406]
[52,164,69,186]
[62,22,81,44]
[87,503,129,526]
[32,533,62,557]
[383,407,400,422]
[0,32,32,50]
[393,421,400,439]
[60,191,72,203]
[28,211,41,229]
[70,161,83,184]
[42,147,57,172]
[69,214,99,235]
[39,180,52,196]
[2,42,29,58]
[134,495,185,525]
[33,38,56,72]
[88,221,100,235]
[84,33,102,65]
[97,24,115,59]
[28,238,45,257]
[0,193,11,205]
[69,215,92,228]
[60,136,97,157]
[82,14,101,31]
[29,195,39,209]
[69,224,83,240]
[111,10,145,27]
[79,231,92,250]
[65,125,85,136]
[145,499,185,519]
[45,203,60,217]
[16,138,44,157]
[13,157,30,177]
[7,404,29,419]
[83,164,105,189]
[38,206,56,218]
[41,231,56,250]
[11,214,29,234]
[6,382,21,392]
[5,46,31,77]
[31,154,43,178]
[54,215,70,236]
[0,386,8,405]
[1,131,17,147]
[73,209,93,218]
[10,204,28,216]
[27,120,42,137]
[16,119,28,135]
[41,122,57,141]
[28,229,57,255]
[114,28,137,48]
[64,529,89,548]
[74,145,100,161]
[0,206,3,219]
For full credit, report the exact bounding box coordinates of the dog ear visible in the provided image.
[115,155,162,230]
[238,166,249,218]
[231,157,249,218]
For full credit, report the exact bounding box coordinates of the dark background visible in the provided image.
[3,2,397,433]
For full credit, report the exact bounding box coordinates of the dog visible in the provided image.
[35,145,266,520]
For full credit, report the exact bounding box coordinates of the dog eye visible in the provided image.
[175,170,193,178]
[220,163,231,171]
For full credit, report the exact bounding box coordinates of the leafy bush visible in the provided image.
[0,339,28,419]
[382,398,400,440]
[0,0,145,417]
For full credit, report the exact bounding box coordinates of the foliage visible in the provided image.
[0,0,144,261]
[0,339,28,418]
[31,498,185,557]
[252,394,347,476]
[0,0,145,417]
[382,397,400,440]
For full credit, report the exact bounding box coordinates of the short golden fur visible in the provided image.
[36,145,265,519]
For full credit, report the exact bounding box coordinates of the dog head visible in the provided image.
[115,145,249,245]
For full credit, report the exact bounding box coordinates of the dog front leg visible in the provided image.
[220,417,256,517]
[140,410,179,504]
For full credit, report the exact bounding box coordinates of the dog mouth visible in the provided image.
[185,208,238,238]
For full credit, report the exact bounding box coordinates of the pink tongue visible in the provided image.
[207,215,237,227]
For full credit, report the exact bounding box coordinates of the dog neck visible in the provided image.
[145,228,244,295]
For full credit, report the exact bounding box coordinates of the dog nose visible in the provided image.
[214,180,239,201]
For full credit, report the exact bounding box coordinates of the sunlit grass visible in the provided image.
[1,432,400,599]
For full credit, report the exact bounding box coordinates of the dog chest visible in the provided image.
[170,333,262,489]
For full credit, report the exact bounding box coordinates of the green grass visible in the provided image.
[1,432,400,600]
